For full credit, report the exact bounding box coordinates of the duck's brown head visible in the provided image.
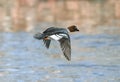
[67,25,79,32]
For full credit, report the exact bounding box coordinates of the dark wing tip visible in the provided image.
[64,54,71,61]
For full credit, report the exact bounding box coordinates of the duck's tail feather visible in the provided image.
[34,33,45,40]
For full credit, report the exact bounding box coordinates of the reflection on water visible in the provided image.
[0,32,120,82]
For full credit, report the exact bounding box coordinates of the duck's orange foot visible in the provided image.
[44,37,49,40]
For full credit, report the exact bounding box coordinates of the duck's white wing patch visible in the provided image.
[49,34,67,41]
[49,35,61,40]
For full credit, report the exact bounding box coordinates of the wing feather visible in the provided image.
[59,34,71,61]
[43,40,51,49]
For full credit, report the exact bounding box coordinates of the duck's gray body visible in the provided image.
[39,27,69,39]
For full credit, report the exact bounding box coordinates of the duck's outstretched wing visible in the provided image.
[59,34,71,61]
[43,40,51,49]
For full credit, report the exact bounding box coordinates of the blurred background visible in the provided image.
[0,0,120,33]
[0,0,120,82]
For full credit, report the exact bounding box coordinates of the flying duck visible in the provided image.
[34,25,79,61]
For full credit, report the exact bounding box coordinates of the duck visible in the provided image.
[34,25,79,61]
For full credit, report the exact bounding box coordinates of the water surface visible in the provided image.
[0,32,120,82]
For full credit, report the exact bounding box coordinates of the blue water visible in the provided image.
[0,32,120,82]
